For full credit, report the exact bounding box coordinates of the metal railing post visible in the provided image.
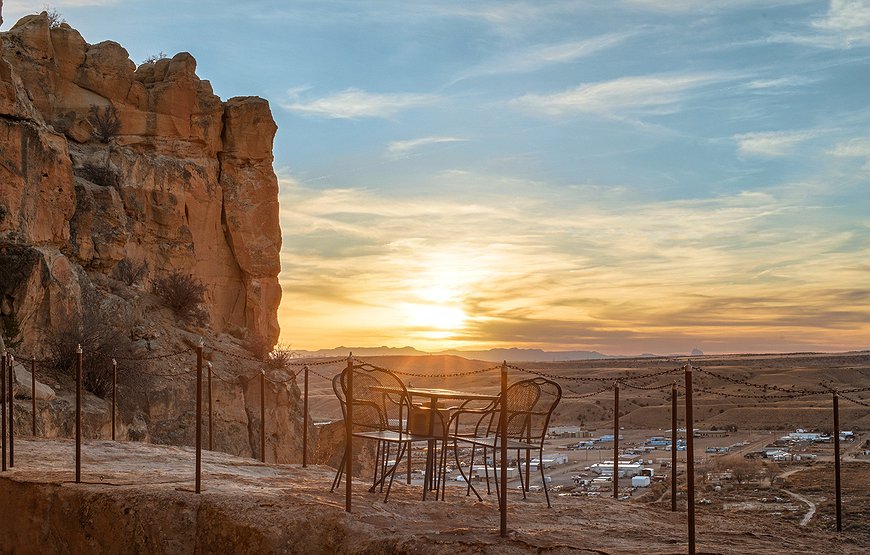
[303,365,309,467]
[32,358,37,436]
[260,370,266,463]
[111,359,117,441]
[833,391,842,532]
[613,382,619,499]
[75,345,82,482]
[8,353,13,467]
[195,341,203,493]
[499,361,508,538]
[207,362,213,451]
[671,382,677,512]
[345,353,354,513]
[2,350,6,471]
[684,364,696,555]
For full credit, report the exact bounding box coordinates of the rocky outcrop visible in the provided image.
[0,11,281,349]
[0,9,291,462]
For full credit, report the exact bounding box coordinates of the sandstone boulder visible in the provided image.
[13,361,56,400]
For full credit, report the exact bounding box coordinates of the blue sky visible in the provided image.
[6,1,870,354]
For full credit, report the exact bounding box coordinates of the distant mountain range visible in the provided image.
[293,346,617,363]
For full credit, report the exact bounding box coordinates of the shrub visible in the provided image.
[266,344,298,370]
[141,51,169,64]
[88,103,121,143]
[114,259,148,286]
[153,271,208,326]
[77,162,120,188]
[46,305,132,398]
[45,7,66,29]
[1,312,23,351]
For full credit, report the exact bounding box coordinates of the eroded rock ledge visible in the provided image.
[0,439,864,554]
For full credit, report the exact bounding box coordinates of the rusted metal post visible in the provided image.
[833,391,842,532]
[302,365,309,467]
[260,370,266,463]
[207,362,213,451]
[32,358,37,436]
[613,382,619,499]
[671,382,677,512]
[684,365,696,555]
[345,354,354,513]
[8,353,13,467]
[195,341,202,494]
[75,345,82,483]
[499,361,508,538]
[2,350,6,471]
[111,359,117,441]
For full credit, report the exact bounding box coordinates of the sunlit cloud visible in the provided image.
[277,172,870,354]
[280,88,439,119]
[386,136,468,158]
[511,73,735,118]
[733,130,818,157]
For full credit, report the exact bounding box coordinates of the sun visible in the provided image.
[401,302,467,331]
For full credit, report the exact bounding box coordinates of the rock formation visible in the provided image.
[0,11,281,350]
[0,9,298,462]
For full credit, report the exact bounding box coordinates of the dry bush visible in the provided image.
[266,344,298,370]
[46,306,133,398]
[153,271,208,326]
[88,104,121,143]
[114,259,148,286]
[77,162,120,188]
[141,51,168,64]
[45,7,66,29]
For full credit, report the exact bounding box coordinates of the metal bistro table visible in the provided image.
[394,386,499,500]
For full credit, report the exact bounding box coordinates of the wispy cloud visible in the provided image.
[769,0,870,48]
[453,32,637,82]
[828,137,870,171]
[744,75,816,90]
[733,130,818,157]
[512,73,733,117]
[280,88,439,119]
[386,136,468,158]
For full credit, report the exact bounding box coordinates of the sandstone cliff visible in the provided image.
[0,10,300,462]
[0,11,281,350]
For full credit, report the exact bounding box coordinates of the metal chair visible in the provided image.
[448,377,562,507]
[330,363,437,502]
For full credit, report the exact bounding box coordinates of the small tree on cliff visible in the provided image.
[153,271,208,326]
[88,103,121,144]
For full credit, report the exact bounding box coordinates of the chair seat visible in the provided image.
[353,430,437,443]
[454,435,537,450]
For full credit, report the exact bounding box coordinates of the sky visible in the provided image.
[4,1,870,355]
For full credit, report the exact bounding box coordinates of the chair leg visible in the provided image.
[406,445,412,484]
[455,443,482,501]
[540,447,552,508]
[483,447,492,495]
[384,442,407,503]
[331,449,346,492]
[518,449,527,500]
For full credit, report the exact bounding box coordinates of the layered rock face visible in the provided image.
[0,11,281,350]
[0,10,296,461]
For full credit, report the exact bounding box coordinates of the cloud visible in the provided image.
[277,171,870,353]
[386,136,468,158]
[827,137,870,157]
[280,88,439,119]
[733,130,818,157]
[453,32,636,82]
[769,0,870,48]
[3,0,120,24]
[511,73,733,117]
[744,75,816,90]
